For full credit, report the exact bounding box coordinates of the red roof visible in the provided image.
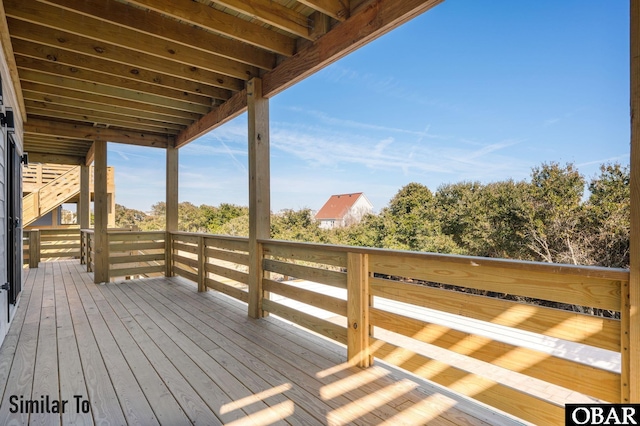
[315,193,364,220]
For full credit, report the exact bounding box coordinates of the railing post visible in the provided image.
[28,229,40,269]
[165,232,174,277]
[197,235,206,292]
[347,252,372,368]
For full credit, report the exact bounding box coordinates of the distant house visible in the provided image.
[315,193,373,229]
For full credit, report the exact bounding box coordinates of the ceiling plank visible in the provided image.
[28,109,181,135]
[7,19,244,92]
[25,100,184,132]
[25,118,171,148]
[38,0,276,70]
[5,1,259,81]
[125,0,296,56]
[212,0,312,39]
[23,90,195,126]
[176,89,247,148]
[22,81,202,121]
[296,0,350,21]
[263,0,442,97]
[19,68,212,115]
[12,37,231,100]
[16,55,213,107]
[27,152,86,165]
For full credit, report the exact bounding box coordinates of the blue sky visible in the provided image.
[108,0,630,213]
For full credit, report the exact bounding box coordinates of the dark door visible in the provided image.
[7,132,21,310]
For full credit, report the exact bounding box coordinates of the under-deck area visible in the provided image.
[0,260,519,425]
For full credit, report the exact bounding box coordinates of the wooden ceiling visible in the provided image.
[2,0,442,165]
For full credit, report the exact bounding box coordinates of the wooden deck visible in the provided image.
[0,260,523,425]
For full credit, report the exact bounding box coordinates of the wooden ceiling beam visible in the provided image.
[5,1,258,81]
[19,69,212,115]
[23,90,195,126]
[26,152,86,165]
[212,0,312,39]
[25,100,184,132]
[16,55,213,107]
[25,118,171,148]
[8,20,243,92]
[38,0,276,70]
[176,89,247,148]
[125,0,296,56]
[20,69,211,115]
[263,0,443,97]
[12,37,231,100]
[296,0,350,21]
[28,109,181,135]
[22,81,202,121]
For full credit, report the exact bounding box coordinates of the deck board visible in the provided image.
[0,260,524,425]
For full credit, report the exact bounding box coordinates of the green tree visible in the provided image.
[525,162,587,264]
[584,163,630,267]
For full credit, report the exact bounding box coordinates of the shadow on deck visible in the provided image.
[0,260,522,425]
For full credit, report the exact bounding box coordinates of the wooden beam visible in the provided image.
[8,19,244,92]
[19,68,211,114]
[175,90,247,148]
[16,55,213,107]
[263,0,443,97]
[93,140,109,283]
[0,0,26,122]
[247,78,270,319]
[85,142,95,166]
[124,0,296,56]
[212,0,312,39]
[25,118,171,148]
[26,152,85,165]
[297,0,350,21]
[79,165,90,229]
[25,100,185,132]
[38,0,276,69]
[28,108,181,135]
[23,90,195,127]
[627,0,640,403]
[166,145,178,277]
[12,37,232,99]
[6,0,260,80]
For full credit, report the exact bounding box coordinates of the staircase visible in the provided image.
[23,166,81,226]
[22,164,116,227]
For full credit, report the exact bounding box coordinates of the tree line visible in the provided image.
[116,161,630,269]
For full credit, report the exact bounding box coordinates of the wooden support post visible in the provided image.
[197,235,206,292]
[247,78,271,319]
[166,145,179,277]
[28,229,40,269]
[93,140,109,283]
[79,165,90,228]
[626,0,640,403]
[347,252,372,367]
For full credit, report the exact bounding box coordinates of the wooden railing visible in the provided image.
[171,231,250,301]
[81,229,164,278]
[23,228,81,266]
[256,239,630,425]
[74,230,632,424]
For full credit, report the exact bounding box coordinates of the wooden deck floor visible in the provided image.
[0,260,523,425]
